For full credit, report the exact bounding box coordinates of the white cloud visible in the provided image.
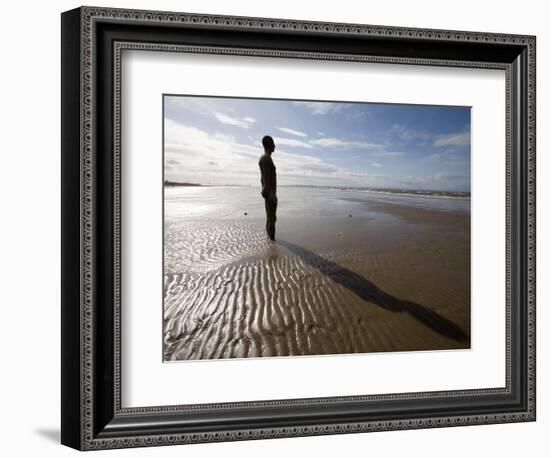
[387,125,471,151]
[433,131,470,147]
[387,124,470,148]
[164,119,259,183]
[165,96,219,117]
[164,119,360,186]
[276,127,308,137]
[433,172,468,182]
[387,124,432,143]
[371,151,403,157]
[275,137,313,149]
[292,101,351,115]
[447,161,467,168]
[214,112,256,128]
[427,150,467,161]
[164,119,469,190]
[310,138,382,149]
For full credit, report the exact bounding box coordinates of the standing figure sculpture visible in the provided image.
[259,135,277,241]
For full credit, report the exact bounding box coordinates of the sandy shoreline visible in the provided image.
[164,187,470,361]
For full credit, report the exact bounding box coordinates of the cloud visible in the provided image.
[433,172,469,183]
[445,154,467,168]
[447,161,467,168]
[164,119,358,186]
[310,138,382,149]
[388,124,471,151]
[292,101,351,115]
[371,151,403,157]
[164,96,219,118]
[427,150,467,162]
[164,119,259,183]
[289,160,340,174]
[433,131,470,147]
[387,124,432,143]
[214,112,256,128]
[387,125,471,151]
[275,137,313,149]
[164,110,470,190]
[165,158,181,170]
[276,127,308,137]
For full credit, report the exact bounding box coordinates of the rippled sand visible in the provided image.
[164,187,470,361]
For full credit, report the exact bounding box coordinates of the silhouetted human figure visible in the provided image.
[259,135,277,241]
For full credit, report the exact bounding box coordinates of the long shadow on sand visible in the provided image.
[278,240,468,343]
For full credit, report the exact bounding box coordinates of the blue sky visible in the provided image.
[164,95,471,191]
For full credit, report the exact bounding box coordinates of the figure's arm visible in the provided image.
[272,162,277,195]
[264,160,275,196]
[259,161,267,197]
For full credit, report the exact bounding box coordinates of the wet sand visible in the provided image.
[164,186,470,361]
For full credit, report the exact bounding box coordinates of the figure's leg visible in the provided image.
[264,198,270,238]
[267,197,277,241]
[271,198,277,240]
[267,220,275,240]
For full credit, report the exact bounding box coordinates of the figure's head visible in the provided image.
[262,135,275,154]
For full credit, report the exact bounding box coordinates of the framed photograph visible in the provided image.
[61,6,536,450]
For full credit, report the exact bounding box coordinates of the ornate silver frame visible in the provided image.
[61,6,536,450]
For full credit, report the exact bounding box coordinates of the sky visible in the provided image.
[164,95,471,192]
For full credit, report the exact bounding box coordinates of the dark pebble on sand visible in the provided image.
[244,212,248,216]
[348,214,352,217]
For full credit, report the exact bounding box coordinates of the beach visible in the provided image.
[163,185,471,361]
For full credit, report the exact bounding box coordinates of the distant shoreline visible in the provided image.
[164,182,470,199]
[164,181,203,187]
[346,188,470,200]
[164,181,245,188]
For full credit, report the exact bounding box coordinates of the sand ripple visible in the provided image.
[165,220,271,274]
[164,234,469,361]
